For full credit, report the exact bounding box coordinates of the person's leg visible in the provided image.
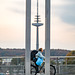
[36,64,39,73]
[35,64,39,75]
[34,58,39,74]
[34,61,39,74]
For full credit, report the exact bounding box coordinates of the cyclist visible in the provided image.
[35,48,45,74]
[31,48,56,75]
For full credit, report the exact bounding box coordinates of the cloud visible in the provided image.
[6,0,25,14]
[0,0,25,48]
[52,0,75,25]
[8,8,24,14]
[51,16,75,50]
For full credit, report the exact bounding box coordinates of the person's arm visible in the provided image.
[39,52,45,59]
[36,53,39,58]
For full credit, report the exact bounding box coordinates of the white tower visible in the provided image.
[32,0,43,50]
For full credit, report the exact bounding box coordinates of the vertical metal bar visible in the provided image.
[25,0,31,75]
[66,58,67,65]
[56,57,59,74]
[45,0,50,75]
[66,58,68,74]
[59,65,60,74]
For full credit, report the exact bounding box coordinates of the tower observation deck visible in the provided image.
[32,0,43,50]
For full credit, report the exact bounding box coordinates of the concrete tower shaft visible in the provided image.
[32,0,43,50]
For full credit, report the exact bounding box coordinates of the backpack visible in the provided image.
[31,50,38,61]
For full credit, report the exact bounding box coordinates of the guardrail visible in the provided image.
[0,56,75,75]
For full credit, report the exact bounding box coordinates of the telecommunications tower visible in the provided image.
[32,0,43,50]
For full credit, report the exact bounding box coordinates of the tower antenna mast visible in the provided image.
[32,0,43,50]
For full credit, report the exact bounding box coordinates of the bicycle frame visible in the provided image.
[31,60,56,75]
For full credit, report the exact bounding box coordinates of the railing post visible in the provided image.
[25,0,31,75]
[56,57,59,74]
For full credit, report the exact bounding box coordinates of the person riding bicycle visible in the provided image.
[31,48,56,75]
[35,48,45,74]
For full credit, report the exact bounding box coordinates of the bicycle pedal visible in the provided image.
[39,70,42,73]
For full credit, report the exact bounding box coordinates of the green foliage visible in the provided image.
[0,48,70,56]
[11,58,24,65]
[50,60,56,65]
[66,50,75,64]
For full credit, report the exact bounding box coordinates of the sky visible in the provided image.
[0,0,75,50]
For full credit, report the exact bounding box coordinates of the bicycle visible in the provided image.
[31,60,56,75]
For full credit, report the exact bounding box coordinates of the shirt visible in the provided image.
[36,51,45,59]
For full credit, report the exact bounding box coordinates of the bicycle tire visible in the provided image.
[42,65,56,75]
[50,65,56,75]
[31,64,36,75]
[31,62,56,75]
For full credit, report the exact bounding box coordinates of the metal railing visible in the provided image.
[0,56,75,75]
[0,65,24,75]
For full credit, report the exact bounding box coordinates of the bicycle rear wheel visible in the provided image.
[31,64,36,75]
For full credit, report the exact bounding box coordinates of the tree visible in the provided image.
[11,58,24,65]
[66,50,75,64]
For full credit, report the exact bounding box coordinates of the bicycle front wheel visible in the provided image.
[50,65,56,75]
[42,65,56,75]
